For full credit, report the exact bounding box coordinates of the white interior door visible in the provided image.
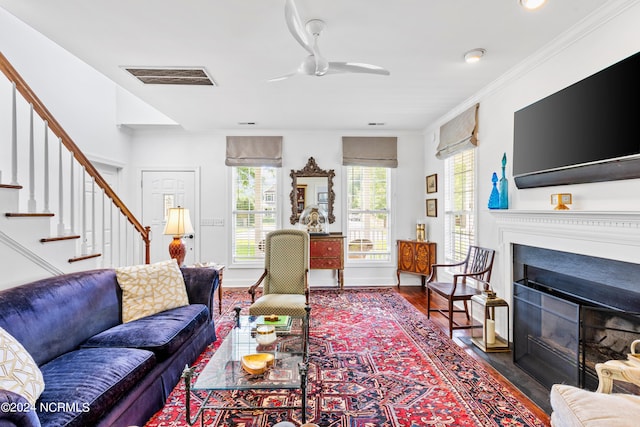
[141,170,196,265]
[92,162,120,267]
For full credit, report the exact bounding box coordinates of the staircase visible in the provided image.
[0,52,150,289]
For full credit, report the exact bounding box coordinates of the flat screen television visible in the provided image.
[513,50,640,189]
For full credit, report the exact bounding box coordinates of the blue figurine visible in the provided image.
[488,172,500,209]
[499,153,509,209]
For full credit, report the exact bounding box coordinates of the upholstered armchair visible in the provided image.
[248,229,310,317]
[550,348,640,426]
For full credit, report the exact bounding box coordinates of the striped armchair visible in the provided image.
[248,229,310,317]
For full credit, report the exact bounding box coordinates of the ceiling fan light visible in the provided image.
[464,49,486,64]
[520,0,547,10]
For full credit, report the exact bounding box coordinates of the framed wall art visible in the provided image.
[426,174,437,194]
[426,198,438,217]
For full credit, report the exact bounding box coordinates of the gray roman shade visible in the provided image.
[436,103,479,159]
[342,137,398,168]
[225,136,283,167]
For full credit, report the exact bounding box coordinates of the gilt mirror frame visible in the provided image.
[289,157,336,225]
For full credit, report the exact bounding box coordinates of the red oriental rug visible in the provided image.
[145,289,549,426]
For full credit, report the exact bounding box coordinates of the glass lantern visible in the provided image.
[299,204,328,235]
[470,290,510,352]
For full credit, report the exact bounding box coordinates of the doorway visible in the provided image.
[141,170,197,265]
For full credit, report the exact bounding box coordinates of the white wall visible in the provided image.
[424,2,640,301]
[129,129,426,287]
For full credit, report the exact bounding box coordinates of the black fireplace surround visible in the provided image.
[512,245,640,391]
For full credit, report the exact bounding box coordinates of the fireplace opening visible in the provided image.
[512,245,640,392]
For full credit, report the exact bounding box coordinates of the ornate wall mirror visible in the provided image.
[290,157,335,225]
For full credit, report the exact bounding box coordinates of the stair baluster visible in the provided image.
[57,137,65,235]
[43,120,50,213]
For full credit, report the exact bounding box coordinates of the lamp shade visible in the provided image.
[163,207,194,236]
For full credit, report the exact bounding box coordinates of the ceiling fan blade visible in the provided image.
[268,71,299,82]
[327,62,391,76]
[284,0,313,55]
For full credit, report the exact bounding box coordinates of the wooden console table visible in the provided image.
[396,240,436,287]
[310,233,345,290]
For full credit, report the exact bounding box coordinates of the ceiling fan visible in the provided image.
[269,0,391,81]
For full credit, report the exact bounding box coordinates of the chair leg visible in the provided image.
[448,299,454,338]
[463,300,471,321]
[426,288,432,319]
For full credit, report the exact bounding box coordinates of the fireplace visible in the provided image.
[512,244,640,391]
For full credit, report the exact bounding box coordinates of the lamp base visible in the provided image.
[168,236,186,266]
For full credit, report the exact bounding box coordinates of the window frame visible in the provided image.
[343,165,395,266]
[229,166,281,267]
[443,148,477,265]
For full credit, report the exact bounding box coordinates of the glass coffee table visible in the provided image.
[182,307,310,426]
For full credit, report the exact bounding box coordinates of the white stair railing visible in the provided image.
[0,52,150,268]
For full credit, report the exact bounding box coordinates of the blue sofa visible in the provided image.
[0,267,218,427]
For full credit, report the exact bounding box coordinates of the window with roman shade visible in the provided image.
[342,137,396,263]
[227,136,282,264]
[436,104,479,160]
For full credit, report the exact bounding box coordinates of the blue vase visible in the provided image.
[499,153,509,209]
[488,172,500,209]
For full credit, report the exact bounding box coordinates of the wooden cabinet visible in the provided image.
[396,240,436,287]
[310,233,345,290]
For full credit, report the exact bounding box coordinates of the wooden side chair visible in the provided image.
[426,245,495,337]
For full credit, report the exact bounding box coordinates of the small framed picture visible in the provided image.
[426,174,437,194]
[426,198,438,217]
[317,192,328,203]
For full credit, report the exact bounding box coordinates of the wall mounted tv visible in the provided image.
[513,50,640,189]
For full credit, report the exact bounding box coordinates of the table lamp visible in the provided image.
[163,206,194,266]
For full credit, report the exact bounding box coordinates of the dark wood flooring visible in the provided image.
[396,285,552,423]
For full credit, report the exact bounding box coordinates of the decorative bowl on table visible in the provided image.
[241,353,275,375]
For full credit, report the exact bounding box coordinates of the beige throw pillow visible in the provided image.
[116,259,190,323]
[0,326,45,406]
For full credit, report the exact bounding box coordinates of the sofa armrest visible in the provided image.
[181,267,219,319]
[0,390,41,427]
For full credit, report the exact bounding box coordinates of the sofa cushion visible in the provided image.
[0,326,45,406]
[550,384,640,427]
[82,304,210,360]
[37,347,155,427]
[116,259,189,323]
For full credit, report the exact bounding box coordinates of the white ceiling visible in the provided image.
[0,0,612,132]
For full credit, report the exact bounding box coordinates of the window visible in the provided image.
[346,166,391,262]
[444,149,475,263]
[232,166,278,263]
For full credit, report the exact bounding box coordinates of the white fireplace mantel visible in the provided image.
[489,210,640,325]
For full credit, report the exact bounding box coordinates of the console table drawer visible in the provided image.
[310,257,341,269]
[310,240,341,253]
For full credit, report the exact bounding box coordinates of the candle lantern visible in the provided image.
[470,290,510,352]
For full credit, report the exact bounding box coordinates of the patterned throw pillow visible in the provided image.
[116,259,190,323]
[0,326,45,406]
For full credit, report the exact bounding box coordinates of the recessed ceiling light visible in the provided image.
[464,49,486,64]
[368,122,385,126]
[519,0,547,10]
[238,122,256,125]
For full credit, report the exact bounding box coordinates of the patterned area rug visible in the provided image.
[145,289,548,426]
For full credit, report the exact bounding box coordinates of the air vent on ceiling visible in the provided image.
[123,67,216,86]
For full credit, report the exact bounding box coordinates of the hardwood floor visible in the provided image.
[396,285,552,423]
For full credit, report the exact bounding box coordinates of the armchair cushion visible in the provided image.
[550,384,640,427]
[249,294,308,317]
